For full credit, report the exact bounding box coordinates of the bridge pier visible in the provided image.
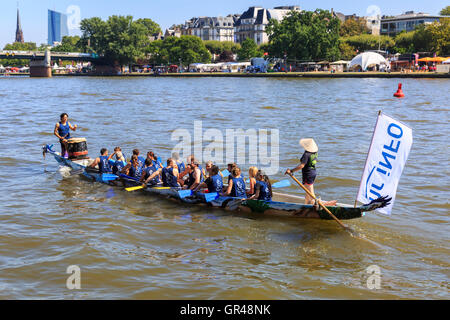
[29,50,52,77]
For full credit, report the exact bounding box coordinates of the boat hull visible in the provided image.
[44,145,364,220]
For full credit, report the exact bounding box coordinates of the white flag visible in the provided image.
[357,112,413,215]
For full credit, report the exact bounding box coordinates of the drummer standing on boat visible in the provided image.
[285,138,318,204]
[54,113,77,157]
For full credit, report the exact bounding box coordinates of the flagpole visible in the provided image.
[354,110,382,208]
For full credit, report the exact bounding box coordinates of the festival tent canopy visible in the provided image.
[349,52,388,71]
[330,60,350,65]
[0,65,5,71]
[443,58,450,64]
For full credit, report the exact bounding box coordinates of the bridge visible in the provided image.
[0,50,100,77]
[0,50,99,62]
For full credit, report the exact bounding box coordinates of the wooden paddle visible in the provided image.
[125,185,170,192]
[286,172,350,232]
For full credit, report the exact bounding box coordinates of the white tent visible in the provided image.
[349,52,388,71]
[0,65,5,71]
[443,58,450,64]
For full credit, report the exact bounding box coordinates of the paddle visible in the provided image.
[125,184,170,192]
[221,169,230,177]
[245,178,291,188]
[271,179,291,189]
[286,172,351,232]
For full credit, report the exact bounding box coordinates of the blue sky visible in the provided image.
[1,0,447,48]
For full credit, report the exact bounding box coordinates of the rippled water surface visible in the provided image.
[0,76,448,299]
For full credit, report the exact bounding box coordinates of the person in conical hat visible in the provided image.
[285,138,318,204]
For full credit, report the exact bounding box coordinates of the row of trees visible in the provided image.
[2,7,449,68]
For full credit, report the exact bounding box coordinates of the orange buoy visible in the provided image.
[394,83,405,98]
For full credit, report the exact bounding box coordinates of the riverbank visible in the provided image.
[56,71,450,78]
[2,71,449,78]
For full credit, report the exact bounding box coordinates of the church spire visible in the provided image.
[15,6,24,43]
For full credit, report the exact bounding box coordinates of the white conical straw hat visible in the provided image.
[299,138,318,152]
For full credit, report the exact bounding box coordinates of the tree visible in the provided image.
[51,36,82,52]
[1,42,37,67]
[237,38,263,61]
[146,35,211,65]
[394,31,415,54]
[266,9,341,61]
[427,18,450,55]
[440,6,450,16]
[339,41,356,60]
[340,34,395,53]
[136,18,162,36]
[80,15,150,66]
[3,42,37,51]
[339,18,371,37]
[219,50,235,62]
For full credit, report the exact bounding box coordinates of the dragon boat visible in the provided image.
[42,144,390,220]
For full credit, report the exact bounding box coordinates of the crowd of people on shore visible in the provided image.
[89,147,273,201]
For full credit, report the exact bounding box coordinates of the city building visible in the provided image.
[332,10,380,35]
[181,15,239,42]
[381,11,446,36]
[48,9,69,45]
[365,16,381,36]
[164,26,181,38]
[234,6,300,45]
[15,8,24,43]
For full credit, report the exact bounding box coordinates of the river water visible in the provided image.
[0,76,448,299]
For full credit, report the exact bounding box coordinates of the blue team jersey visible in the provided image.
[58,122,70,140]
[256,181,272,201]
[231,176,246,198]
[99,155,112,173]
[206,174,223,193]
[161,167,179,187]
[143,164,161,185]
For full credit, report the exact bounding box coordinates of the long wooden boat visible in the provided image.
[43,144,390,220]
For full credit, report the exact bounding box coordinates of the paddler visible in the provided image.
[247,170,272,201]
[143,158,180,188]
[140,158,161,186]
[194,165,223,193]
[54,113,77,158]
[184,160,203,190]
[146,151,163,169]
[132,149,145,168]
[223,166,246,198]
[172,152,185,174]
[111,148,127,175]
[285,138,318,204]
[89,148,114,173]
[121,154,143,180]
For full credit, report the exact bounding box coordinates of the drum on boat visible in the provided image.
[67,137,88,159]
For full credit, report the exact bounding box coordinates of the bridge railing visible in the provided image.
[0,50,97,58]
